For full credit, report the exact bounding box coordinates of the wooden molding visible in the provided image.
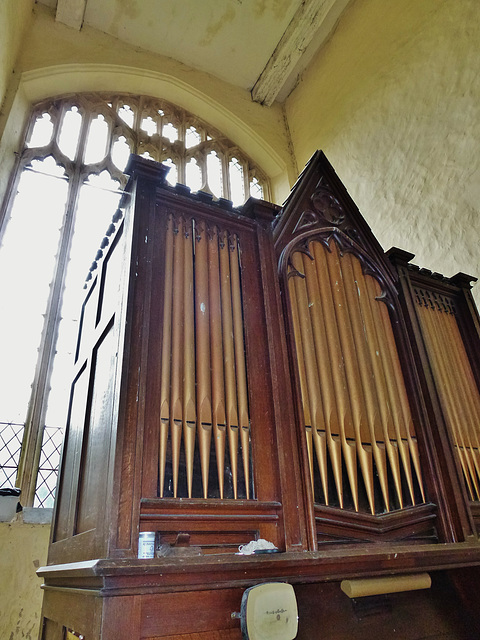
[251,0,352,106]
[55,0,87,30]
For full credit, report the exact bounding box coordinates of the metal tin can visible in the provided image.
[138,531,156,558]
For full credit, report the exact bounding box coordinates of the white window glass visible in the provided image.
[27,113,54,148]
[207,150,222,198]
[229,157,245,207]
[249,176,264,200]
[112,135,131,171]
[84,115,109,165]
[44,171,121,433]
[162,122,178,143]
[118,104,135,128]
[58,106,82,160]
[141,116,157,137]
[0,160,68,426]
[185,126,201,149]
[163,158,178,186]
[186,158,202,192]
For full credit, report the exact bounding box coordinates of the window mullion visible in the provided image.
[17,169,84,505]
[17,107,92,506]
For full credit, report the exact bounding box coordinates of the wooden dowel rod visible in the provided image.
[341,573,431,598]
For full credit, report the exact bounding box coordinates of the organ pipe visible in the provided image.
[289,238,425,513]
[158,216,251,500]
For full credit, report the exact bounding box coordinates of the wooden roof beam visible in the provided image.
[55,0,87,30]
[251,0,352,106]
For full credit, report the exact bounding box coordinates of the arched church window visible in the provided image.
[0,93,269,508]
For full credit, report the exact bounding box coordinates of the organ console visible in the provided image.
[38,152,480,639]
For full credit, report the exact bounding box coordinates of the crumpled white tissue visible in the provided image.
[237,539,277,555]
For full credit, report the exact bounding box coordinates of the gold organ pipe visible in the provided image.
[441,311,480,485]
[302,250,344,505]
[351,258,403,511]
[444,311,480,486]
[230,236,251,499]
[159,215,174,497]
[418,303,475,498]
[365,276,417,506]
[183,220,196,498]
[220,232,239,498]
[312,242,357,510]
[194,222,213,498]
[288,270,315,493]
[422,303,479,499]
[342,252,390,512]
[208,227,227,498]
[377,294,424,502]
[327,242,374,514]
[291,252,328,504]
[170,216,185,497]
[430,306,480,490]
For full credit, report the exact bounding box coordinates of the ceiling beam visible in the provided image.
[56,0,87,30]
[251,0,351,106]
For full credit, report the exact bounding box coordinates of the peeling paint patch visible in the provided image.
[199,5,236,46]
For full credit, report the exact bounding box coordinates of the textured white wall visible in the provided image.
[0,521,50,640]
[286,0,480,305]
[0,0,33,109]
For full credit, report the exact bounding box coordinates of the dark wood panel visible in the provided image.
[294,573,478,640]
[52,363,89,543]
[146,632,242,640]
[97,220,125,328]
[76,321,117,538]
[41,588,100,638]
[140,589,243,638]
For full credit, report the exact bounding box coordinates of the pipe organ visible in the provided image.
[39,153,480,640]
[159,215,251,501]
[287,238,423,515]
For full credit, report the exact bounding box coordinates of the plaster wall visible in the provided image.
[0,521,50,640]
[0,0,33,110]
[285,0,480,304]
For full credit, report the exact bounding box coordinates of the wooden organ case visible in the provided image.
[39,153,480,640]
